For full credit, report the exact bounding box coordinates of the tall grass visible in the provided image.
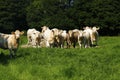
[0,36,120,80]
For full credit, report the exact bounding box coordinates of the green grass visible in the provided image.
[0,36,120,80]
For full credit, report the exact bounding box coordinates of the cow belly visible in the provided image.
[0,42,8,49]
[0,38,8,49]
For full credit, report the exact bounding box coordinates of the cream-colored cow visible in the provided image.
[68,29,82,48]
[54,30,70,48]
[41,26,55,47]
[83,26,99,46]
[27,28,41,47]
[0,30,24,57]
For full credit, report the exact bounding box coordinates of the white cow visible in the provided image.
[82,29,91,48]
[91,26,99,46]
[68,29,82,48]
[78,30,84,48]
[27,28,36,45]
[51,28,59,36]
[0,30,24,57]
[54,30,70,48]
[41,26,54,47]
[27,28,41,47]
[83,26,99,46]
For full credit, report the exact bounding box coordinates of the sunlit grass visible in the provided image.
[0,36,120,80]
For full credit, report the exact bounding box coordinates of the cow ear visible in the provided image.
[96,27,100,30]
[11,32,15,34]
[41,26,44,29]
[20,31,24,35]
[83,27,86,30]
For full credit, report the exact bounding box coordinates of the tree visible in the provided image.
[0,0,29,33]
[0,0,119,35]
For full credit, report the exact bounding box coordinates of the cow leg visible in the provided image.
[84,41,87,48]
[58,43,61,48]
[49,44,52,48]
[68,40,71,48]
[9,49,17,58]
[73,42,76,48]
[46,41,50,47]
[87,40,89,48]
[83,38,87,48]
[13,49,17,57]
[78,40,82,48]
[60,43,63,48]
[66,41,70,48]
[96,41,98,46]
[9,49,13,58]
[95,38,98,46]
[27,36,32,45]
[61,41,64,48]
[86,39,90,48]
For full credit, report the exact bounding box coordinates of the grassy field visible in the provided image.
[0,36,120,80]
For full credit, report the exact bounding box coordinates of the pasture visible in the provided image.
[0,36,120,80]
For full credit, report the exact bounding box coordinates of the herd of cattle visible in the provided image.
[27,26,100,48]
[0,26,99,57]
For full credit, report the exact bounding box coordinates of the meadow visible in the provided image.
[0,36,120,80]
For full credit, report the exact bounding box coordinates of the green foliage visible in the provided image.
[0,0,29,33]
[0,0,120,35]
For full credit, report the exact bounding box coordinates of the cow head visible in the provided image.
[11,30,24,39]
[83,26,91,30]
[92,27,100,31]
[41,26,49,33]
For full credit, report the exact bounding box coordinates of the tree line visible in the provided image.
[0,0,120,35]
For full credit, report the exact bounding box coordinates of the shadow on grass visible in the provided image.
[0,52,10,65]
[16,51,30,58]
[0,48,31,65]
[0,51,27,65]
